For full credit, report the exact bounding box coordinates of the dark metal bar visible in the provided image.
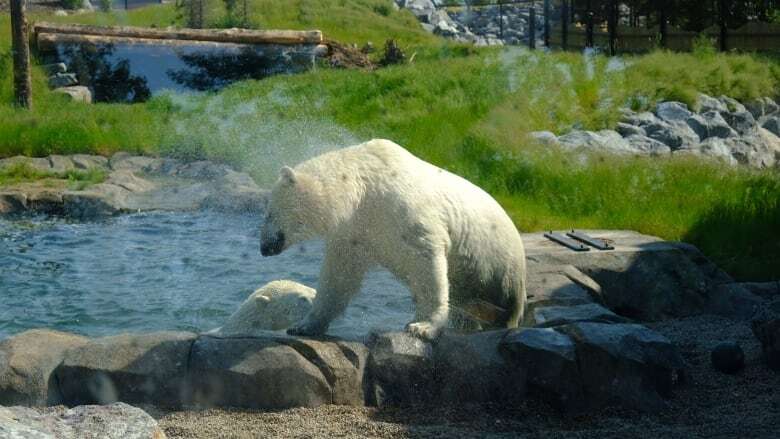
[566,231,615,250]
[544,232,591,252]
[585,0,594,48]
[562,0,569,50]
[529,6,536,49]
[719,0,729,51]
[543,0,550,47]
[608,0,617,55]
[659,0,668,48]
[499,1,504,41]
[9,0,32,109]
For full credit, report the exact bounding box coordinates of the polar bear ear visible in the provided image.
[279,166,297,185]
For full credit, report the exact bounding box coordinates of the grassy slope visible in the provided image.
[0,1,778,280]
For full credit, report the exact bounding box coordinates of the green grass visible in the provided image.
[0,162,107,190]
[0,2,778,280]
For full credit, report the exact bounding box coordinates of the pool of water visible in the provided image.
[0,211,413,341]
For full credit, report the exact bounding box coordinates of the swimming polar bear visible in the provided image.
[214,280,315,335]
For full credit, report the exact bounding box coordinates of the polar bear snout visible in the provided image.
[261,230,285,256]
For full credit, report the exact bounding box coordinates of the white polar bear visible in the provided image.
[215,280,315,335]
[260,139,527,340]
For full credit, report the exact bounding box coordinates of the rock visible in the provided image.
[707,283,764,320]
[711,342,745,374]
[366,331,434,406]
[48,155,76,173]
[529,131,559,146]
[0,329,88,406]
[109,153,163,174]
[216,280,315,335]
[719,95,747,114]
[752,311,780,371]
[0,403,166,439]
[624,135,672,155]
[200,171,268,213]
[48,73,78,88]
[175,160,233,180]
[738,282,780,300]
[645,120,700,150]
[188,334,365,409]
[622,111,659,127]
[558,322,687,412]
[761,116,780,137]
[532,303,628,328]
[722,110,757,135]
[697,93,728,114]
[727,128,780,168]
[616,122,645,137]
[71,154,109,171]
[433,330,523,403]
[42,63,67,75]
[53,86,93,104]
[558,130,634,154]
[106,170,156,193]
[499,328,583,411]
[0,192,27,215]
[62,183,130,219]
[54,331,196,408]
[0,156,52,173]
[524,271,597,317]
[655,101,692,123]
[523,230,734,321]
[746,97,779,119]
[675,138,738,166]
[700,111,738,139]
[26,189,65,215]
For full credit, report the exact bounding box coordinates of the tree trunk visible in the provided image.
[10,0,33,109]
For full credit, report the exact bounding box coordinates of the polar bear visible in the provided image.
[260,139,527,340]
[215,280,315,335]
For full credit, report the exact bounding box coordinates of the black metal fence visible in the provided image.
[438,1,780,54]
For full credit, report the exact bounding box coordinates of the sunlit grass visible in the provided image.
[0,162,107,190]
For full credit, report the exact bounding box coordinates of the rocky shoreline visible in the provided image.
[1,230,778,437]
[0,153,268,219]
[533,94,780,169]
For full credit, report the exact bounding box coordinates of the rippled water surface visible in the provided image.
[0,212,413,341]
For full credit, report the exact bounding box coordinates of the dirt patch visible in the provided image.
[155,315,779,438]
[323,40,375,70]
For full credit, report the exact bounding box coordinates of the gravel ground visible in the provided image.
[155,315,779,438]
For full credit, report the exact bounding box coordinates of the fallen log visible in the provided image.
[33,22,323,45]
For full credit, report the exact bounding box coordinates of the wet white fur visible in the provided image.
[262,139,526,340]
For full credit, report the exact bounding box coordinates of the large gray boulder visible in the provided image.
[54,331,197,408]
[722,109,758,135]
[727,127,780,168]
[624,134,672,155]
[645,120,700,150]
[558,130,634,154]
[0,330,88,406]
[62,183,131,219]
[746,97,779,119]
[532,303,629,328]
[523,230,734,321]
[558,322,687,412]
[752,311,780,371]
[616,122,645,137]
[0,156,52,173]
[697,93,728,114]
[686,111,737,140]
[366,331,434,406]
[499,328,583,411]
[433,330,524,404]
[0,403,166,439]
[655,101,692,123]
[187,334,366,409]
[675,137,739,166]
[71,154,109,171]
[761,116,780,137]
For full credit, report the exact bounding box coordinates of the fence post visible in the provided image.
[10,0,32,109]
[529,6,536,49]
[719,0,728,51]
[544,0,550,47]
[659,0,668,48]
[562,0,569,50]
[585,0,594,48]
[608,0,617,55]
[125,0,128,10]
[499,1,504,41]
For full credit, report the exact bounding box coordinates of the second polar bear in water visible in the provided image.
[260,139,527,340]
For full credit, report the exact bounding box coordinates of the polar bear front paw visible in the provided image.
[287,320,326,337]
[405,321,442,341]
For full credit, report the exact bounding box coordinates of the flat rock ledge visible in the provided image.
[533,94,780,169]
[0,153,269,219]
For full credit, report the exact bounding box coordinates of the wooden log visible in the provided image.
[10,0,33,109]
[33,22,323,45]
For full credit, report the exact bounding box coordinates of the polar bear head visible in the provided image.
[261,166,326,256]
[217,280,316,334]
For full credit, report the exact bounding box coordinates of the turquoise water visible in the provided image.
[0,212,412,341]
